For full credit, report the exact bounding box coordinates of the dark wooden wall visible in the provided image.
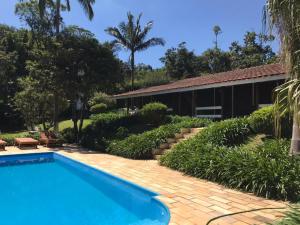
[116,80,284,118]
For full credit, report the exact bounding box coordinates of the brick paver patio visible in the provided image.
[1,146,288,225]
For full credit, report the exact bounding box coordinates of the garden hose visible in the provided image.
[206,207,287,225]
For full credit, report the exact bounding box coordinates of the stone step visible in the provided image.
[166,138,176,144]
[154,154,162,160]
[152,127,205,160]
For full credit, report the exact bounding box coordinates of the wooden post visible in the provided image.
[213,88,216,116]
[252,83,255,107]
[192,91,195,117]
[178,92,182,115]
[126,99,129,114]
[220,88,224,117]
[256,84,259,108]
[231,86,234,118]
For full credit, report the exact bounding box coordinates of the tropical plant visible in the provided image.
[274,205,300,225]
[213,25,222,49]
[264,0,300,155]
[105,12,165,90]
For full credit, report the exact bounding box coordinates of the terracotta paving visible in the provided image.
[1,146,288,225]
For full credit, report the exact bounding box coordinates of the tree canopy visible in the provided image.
[161,31,277,80]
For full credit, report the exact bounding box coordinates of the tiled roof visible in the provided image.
[115,63,286,98]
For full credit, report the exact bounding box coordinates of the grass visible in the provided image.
[0,131,30,145]
[0,131,28,139]
[0,119,92,140]
[57,119,92,131]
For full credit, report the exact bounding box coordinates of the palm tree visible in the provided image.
[38,0,95,131]
[105,12,165,91]
[213,25,222,49]
[264,0,300,155]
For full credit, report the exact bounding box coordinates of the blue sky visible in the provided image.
[1,0,278,68]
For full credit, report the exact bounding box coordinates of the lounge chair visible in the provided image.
[0,140,7,150]
[39,131,61,147]
[15,138,39,149]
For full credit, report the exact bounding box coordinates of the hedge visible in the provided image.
[248,105,292,138]
[79,112,139,150]
[107,117,211,159]
[198,117,251,147]
[90,103,108,114]
[139,102,168,125]
[161,119,300,201]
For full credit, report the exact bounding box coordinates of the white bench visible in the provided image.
[258,104,272,108]
[195,106,222,119]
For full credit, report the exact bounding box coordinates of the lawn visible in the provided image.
[0,119,92,145]
[57,119,92,131]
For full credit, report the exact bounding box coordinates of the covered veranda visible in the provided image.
[115,64,286,119]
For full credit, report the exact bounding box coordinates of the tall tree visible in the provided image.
[202,48,231,73]
[229,31,277,69]
[265,0,300,155]
[213,25,222,49]
[58,26,121,141]
[37,0,95,131]
[0,25,29,131]
[161,42,209,79]
[105,12,165,91]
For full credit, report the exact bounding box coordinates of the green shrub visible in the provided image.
[248,105,292,138]
[90,103,108,114]
[80,112,138,150]
[274,206,300,225]
[115,126,129,139]
[107,117,210,159]
[199,117,251,147]
[161,137,300,201]
[140,102,168,125]
[88,92,116,109]
[61,128,76,143]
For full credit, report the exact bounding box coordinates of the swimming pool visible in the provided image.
[0,152,170,225]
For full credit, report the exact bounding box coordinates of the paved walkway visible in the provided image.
[1,146,288,225]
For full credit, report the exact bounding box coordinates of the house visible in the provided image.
[114,63,286,119]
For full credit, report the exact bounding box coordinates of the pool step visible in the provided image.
[152,128,204,160]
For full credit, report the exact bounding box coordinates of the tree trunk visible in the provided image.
[72,101,79,143]
[73,118,78,143]
[53,0,61,132]
[290,112,300,155]
[130,50,135,90]
[78,102,85,141]
[130,50,135,109]
[53,93,59,132]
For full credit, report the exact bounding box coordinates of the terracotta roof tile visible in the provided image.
[115,63,286,98]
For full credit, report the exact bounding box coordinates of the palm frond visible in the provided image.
[64,0,71,11]
[274,79,300,136]
[137,21,153,42]
[135,37,165,52]
[77,0,95,20]
[265,0,300,139]
[38,0,47,17]
[105,27,129,48]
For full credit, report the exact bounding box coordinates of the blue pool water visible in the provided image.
[0,153,170,225]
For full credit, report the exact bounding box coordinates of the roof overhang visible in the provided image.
[114,73,287,100]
